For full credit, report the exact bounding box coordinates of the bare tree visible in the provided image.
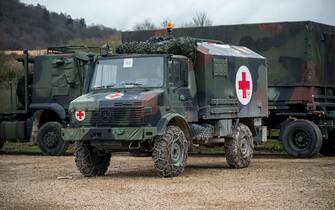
[133,19,157,31]
[180,22,194,28]
[192,12,213,27]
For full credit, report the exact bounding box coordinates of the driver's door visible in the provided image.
[167,58,195,120]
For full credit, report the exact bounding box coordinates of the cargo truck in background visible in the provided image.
[122,21,335,157]
[62,37,268,177]
[0,47,98,155]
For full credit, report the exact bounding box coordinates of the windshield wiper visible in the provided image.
[92,84,115,90]
[119,82,143,87]
[119,82,149,90]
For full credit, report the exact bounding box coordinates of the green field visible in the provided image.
[0,139,284,155]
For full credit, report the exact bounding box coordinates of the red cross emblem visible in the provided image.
[105,92,124,100]
[75,111,85,121]
[238,72,250,99]
[235,66,253,105]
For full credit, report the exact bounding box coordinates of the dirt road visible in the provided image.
[0,154,334,209]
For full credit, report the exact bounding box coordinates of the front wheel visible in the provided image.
[224,123,253,168]
[37,122,69,156]
[75,141,111,177]
[152,125,188,177]
[281,119,322,158]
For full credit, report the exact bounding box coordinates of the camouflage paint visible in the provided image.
[0,48,96,141]
[62,42,267,144]
[121,21,335,134]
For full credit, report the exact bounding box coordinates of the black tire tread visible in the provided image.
[282,119,322,158]
[152,125,188,177]
[37,121,69,156]
[224,123,253,168]
[75,141,111,177]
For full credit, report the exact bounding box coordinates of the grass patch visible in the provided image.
[1,140,284,155]
[255,139,284,153]
[192,139,284,155]
[0,142,75,155]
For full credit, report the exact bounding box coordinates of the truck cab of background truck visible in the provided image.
[62,41,268,177]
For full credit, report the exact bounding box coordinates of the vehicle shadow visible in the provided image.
[0,150,74,156]
[103,162,231,179]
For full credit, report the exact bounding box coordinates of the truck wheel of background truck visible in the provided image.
[281,120,322,158]
[37,122,69,156]
[75,141,111,177]
[152,125,188,177]
[224,123,253,168]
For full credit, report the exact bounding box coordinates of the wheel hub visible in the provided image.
[45,131,58,148]
[293,131,310,149]
[171,139,183,165]
[240,138,249,156]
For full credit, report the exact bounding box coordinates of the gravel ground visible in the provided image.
[0,153,334,210]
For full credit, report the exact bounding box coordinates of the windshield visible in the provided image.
[90,57,164,89]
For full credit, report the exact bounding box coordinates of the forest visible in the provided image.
[0,0,118,50]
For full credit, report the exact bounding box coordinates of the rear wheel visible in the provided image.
[281,120,322,158]
[37,122,69,156]
[75,141,111,177]
[152,125,188,177]
[224,123,253,168]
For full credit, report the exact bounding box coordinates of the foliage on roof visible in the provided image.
[116,36,197,59]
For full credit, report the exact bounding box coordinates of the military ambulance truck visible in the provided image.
[0,47,96,155]
[122,21,335,157]
[62,38,268,177]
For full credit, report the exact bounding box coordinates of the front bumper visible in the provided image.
[61,126,157,141]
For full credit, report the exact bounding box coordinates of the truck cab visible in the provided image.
[0,47,96,155]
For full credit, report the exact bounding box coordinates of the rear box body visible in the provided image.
[194,42,268,120]
[122,21,335,114]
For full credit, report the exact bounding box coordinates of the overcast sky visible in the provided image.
[21,0,335,31]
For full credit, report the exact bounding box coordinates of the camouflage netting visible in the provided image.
[116,36,197,60]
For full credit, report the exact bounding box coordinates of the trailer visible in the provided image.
[122,21,335,157]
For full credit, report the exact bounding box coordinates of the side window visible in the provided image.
[168,59,188,87]
[213,57,228,77]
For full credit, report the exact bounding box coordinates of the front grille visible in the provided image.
[90,107,144,126]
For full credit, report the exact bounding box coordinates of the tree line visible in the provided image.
[0,0,118,50]
[133,12,213,31]
[0,0,214,50]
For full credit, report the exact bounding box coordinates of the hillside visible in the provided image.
[0,0,119,50]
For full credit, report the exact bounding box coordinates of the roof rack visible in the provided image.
[47,46,101,54]
[193,38,224,44]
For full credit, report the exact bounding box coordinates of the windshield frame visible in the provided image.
[89,55,167,91]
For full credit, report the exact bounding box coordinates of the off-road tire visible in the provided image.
[224,123,253,168]
[281,119,322,158]
[152,125,188,177]
[75,141,111,177]
[37,122,69,156]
